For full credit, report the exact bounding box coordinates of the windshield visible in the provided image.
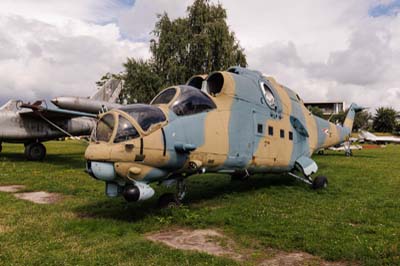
[93,114,115,142]
[151,88,177,105]
[171,86,216,116]
[114,116,140,143]
[120,104,166,131]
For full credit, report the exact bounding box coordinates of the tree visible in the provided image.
[308,106,324,118]
[108,0,247,103]
[331,111,346,125]
[95,73,112,88]
[353,110,371,131]
[373,107,398,133]
[121,58,162,104]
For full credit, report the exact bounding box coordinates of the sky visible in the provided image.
[0,0,399,111]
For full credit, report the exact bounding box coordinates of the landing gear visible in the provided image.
[24,142,46,161]
[312,176,328,189]
[344,141,353,157]
[288,170,328,190]
[0,142,2,153]
[158,193,181,208]
[158,177,187,208]
[231,169,250,181]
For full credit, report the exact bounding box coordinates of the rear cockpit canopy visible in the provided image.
[151,85,216,117]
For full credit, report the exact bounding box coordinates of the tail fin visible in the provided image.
[90,78,123,103]
[343,103,363,131]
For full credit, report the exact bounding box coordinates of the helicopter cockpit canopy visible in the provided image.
[92,105,167,143]
[119,104,166,131]
[151,85,216,116]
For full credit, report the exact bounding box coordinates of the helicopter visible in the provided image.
[85,66,362,207]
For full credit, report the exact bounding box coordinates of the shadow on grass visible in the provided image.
[314,153,376,158]
[0,152,86,169]
[73,174,298,223]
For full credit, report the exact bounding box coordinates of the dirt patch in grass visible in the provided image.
[362,144,381,149]
[0,225,11,234]
[259,251,347,266]
[146,229,243,261]
[0,185,26,193]
[14,191,62,204]
[147,229,351,265]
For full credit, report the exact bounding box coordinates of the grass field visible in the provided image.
[0,141,399,266]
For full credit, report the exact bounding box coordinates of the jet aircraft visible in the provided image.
[84,67,362,207]
[0,79,122,160]
[359,130,400,144]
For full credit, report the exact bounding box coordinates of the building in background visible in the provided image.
[304,101,345,115]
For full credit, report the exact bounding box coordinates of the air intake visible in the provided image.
[206,72,224,96]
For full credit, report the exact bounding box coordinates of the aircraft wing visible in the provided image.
[359,130,400,143]
[375,136,400,143]
[19,101,97,120]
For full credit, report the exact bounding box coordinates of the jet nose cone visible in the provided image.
[51,97,58,105]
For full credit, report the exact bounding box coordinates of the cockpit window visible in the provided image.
[114,116,140,143]
[151,88,177,105]
[171,86,216,116]
[94,114,115,142]
[261,82,276,108]
[121,104,166,131]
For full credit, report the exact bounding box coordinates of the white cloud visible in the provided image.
[0,15,149,103]
[117,0,192,40]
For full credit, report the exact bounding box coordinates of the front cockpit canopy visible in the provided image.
[151,85,216,116]
[92,105,166,143]
[94,113,115,142]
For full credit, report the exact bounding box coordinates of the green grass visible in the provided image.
[0,141,400,266]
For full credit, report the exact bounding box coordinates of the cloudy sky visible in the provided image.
[0,0,399,111]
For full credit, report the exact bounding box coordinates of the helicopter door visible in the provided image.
[252,111,278,167]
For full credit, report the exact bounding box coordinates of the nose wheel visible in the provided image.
[288,171,328,190]
[158,177,187,208]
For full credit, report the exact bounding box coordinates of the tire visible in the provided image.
[345,150,353,157]
[25,143,46,161]
[230,171,249,182]
[312,176,328,190]
[157,193,181,209]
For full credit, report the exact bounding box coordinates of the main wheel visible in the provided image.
[157,193,181,209]
[312,176,328,190]
[25,143,46,161]
[230,171,250,182]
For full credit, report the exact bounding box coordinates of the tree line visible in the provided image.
[309,106,400,134]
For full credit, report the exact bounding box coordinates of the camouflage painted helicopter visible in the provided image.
[85,67,362,207]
